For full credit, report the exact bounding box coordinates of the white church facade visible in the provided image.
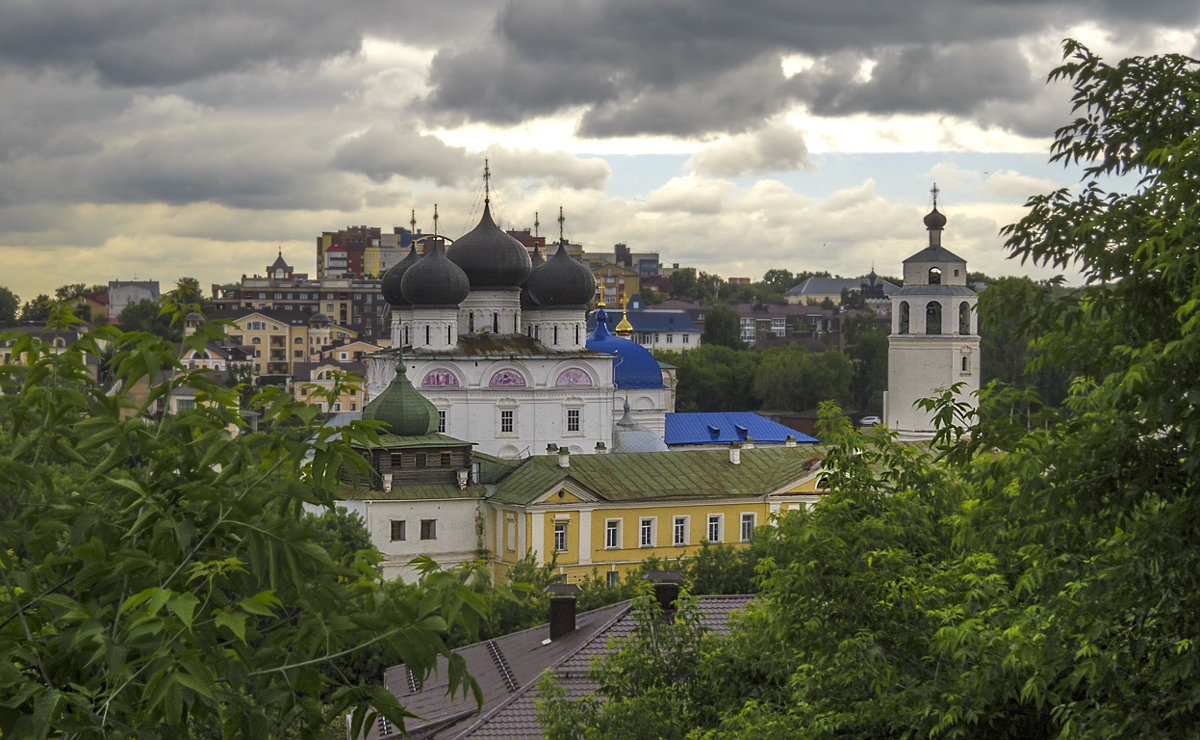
[885,199,981,436]
[365,191,674,458]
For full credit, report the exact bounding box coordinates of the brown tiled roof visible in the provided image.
[368,595,751,739]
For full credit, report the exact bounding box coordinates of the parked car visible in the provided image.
[858,415,882,426]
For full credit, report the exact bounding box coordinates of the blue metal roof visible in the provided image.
[665,412,818,446]
[586,309,700,334]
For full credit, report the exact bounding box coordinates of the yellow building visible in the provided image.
[590,262,641,306]
[187,308,357,375]
[292,359,369,412]
[485,445,825,584]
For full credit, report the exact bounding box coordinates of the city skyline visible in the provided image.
[2,1,1197,298]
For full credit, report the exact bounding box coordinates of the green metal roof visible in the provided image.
[490,446,825,506]
[362,432,474,449]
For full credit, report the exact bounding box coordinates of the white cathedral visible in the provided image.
[365,196,674,458]
[884,198,981,436]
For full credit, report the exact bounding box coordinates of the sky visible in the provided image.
[1,1,1198,301]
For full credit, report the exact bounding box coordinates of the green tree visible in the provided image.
[842,311,889,412]
[118,298,180,341]
[656,345,760,412]
[0,310,485,737]
[701,302,743,350]
[54,282,88,301]
[752,346,852,411]
[0,286,17,325]
[536,42,1200,738]
[759,268,796,295]
[18,294,52,323]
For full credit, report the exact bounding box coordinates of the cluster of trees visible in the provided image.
[0,307,488,737]
[0,283,111,325]
[536,43,1200,737]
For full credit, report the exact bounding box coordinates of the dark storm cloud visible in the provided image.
[332,124,610,190]
[0,0,493,87]
[422,0,1199,138]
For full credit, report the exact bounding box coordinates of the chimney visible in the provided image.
[644,571,685,622]
[785,434,797,447]
[558,447,570,468]
[595,441,607,454]
[382,472,393,493]
[546,583,582,640]
[729,442,741,465]
[546,443,558,454]
[457,469,469,490]
[743,436,754,449]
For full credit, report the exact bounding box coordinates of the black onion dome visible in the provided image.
[520,244,546,310]
[527,242,597,307]
[924,207,947,230]
[381,244,421,307]
[401,242,470,307]
[446,202,531,289]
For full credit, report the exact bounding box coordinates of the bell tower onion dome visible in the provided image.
[520,242,546,310]
[401,241,470,307]
[526,241,596,308]
[361,360,439,436]
[381,244,421,307]
[446,202,532,289]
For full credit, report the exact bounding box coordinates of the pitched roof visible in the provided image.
[585,309,700,334]
[370,595,752,739]
[785,276,899,297]
[903,245,966,264]
[665,412,819,446]
[489,446,825,505]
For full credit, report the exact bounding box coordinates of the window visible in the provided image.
[707,514,723,543]
[740,513,756,542]
[926,300,943,335]
[567,409,580,432]
[294,349,302,357]
[666,334,673,343]
[420,519,437,540]
[961,355,970,373]
[247,321,266,331]
[606,571,619,587]
[415,453,426,468]
[605,519,620,549]
[898,302,910,334]
[251,336,261,345]
[500,409,514,434]
[554,522,568,552]
[390,520,406,541]
[437,410,446,434]
[440,452,451,466]
[640,517,656,547]
[959,301,971,335]
[683,334,690,344]
[673,516,688,546]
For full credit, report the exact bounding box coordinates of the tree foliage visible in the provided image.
[537,42,1200,738]
[0,309,486,737]
[18,294,52,323]
[700,302,743,350]
[0,286,17,325]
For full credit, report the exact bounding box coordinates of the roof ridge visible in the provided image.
[455,601,634,738]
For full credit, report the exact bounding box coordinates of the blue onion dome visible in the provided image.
[361,360,439,436]
[520,243,545,310]
[381,244,421,307]
[526,241,597,308]
[586,306,665,388]
[924,207,947,230]
[401,241,470,307]
[446,202,532,289]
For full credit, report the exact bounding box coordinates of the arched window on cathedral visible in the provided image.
[926,301,942,335]
[959,301,970,334]
[928,266,942,285]
[898,302,910,334]
[425,325,431,345]
[492,313,499,333]
[468,312,475,333]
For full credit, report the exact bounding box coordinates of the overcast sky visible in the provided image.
[2,1,1197,300]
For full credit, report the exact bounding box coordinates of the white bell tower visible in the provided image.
[885,186,980,436]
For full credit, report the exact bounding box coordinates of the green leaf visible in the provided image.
[215,611,248,643]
